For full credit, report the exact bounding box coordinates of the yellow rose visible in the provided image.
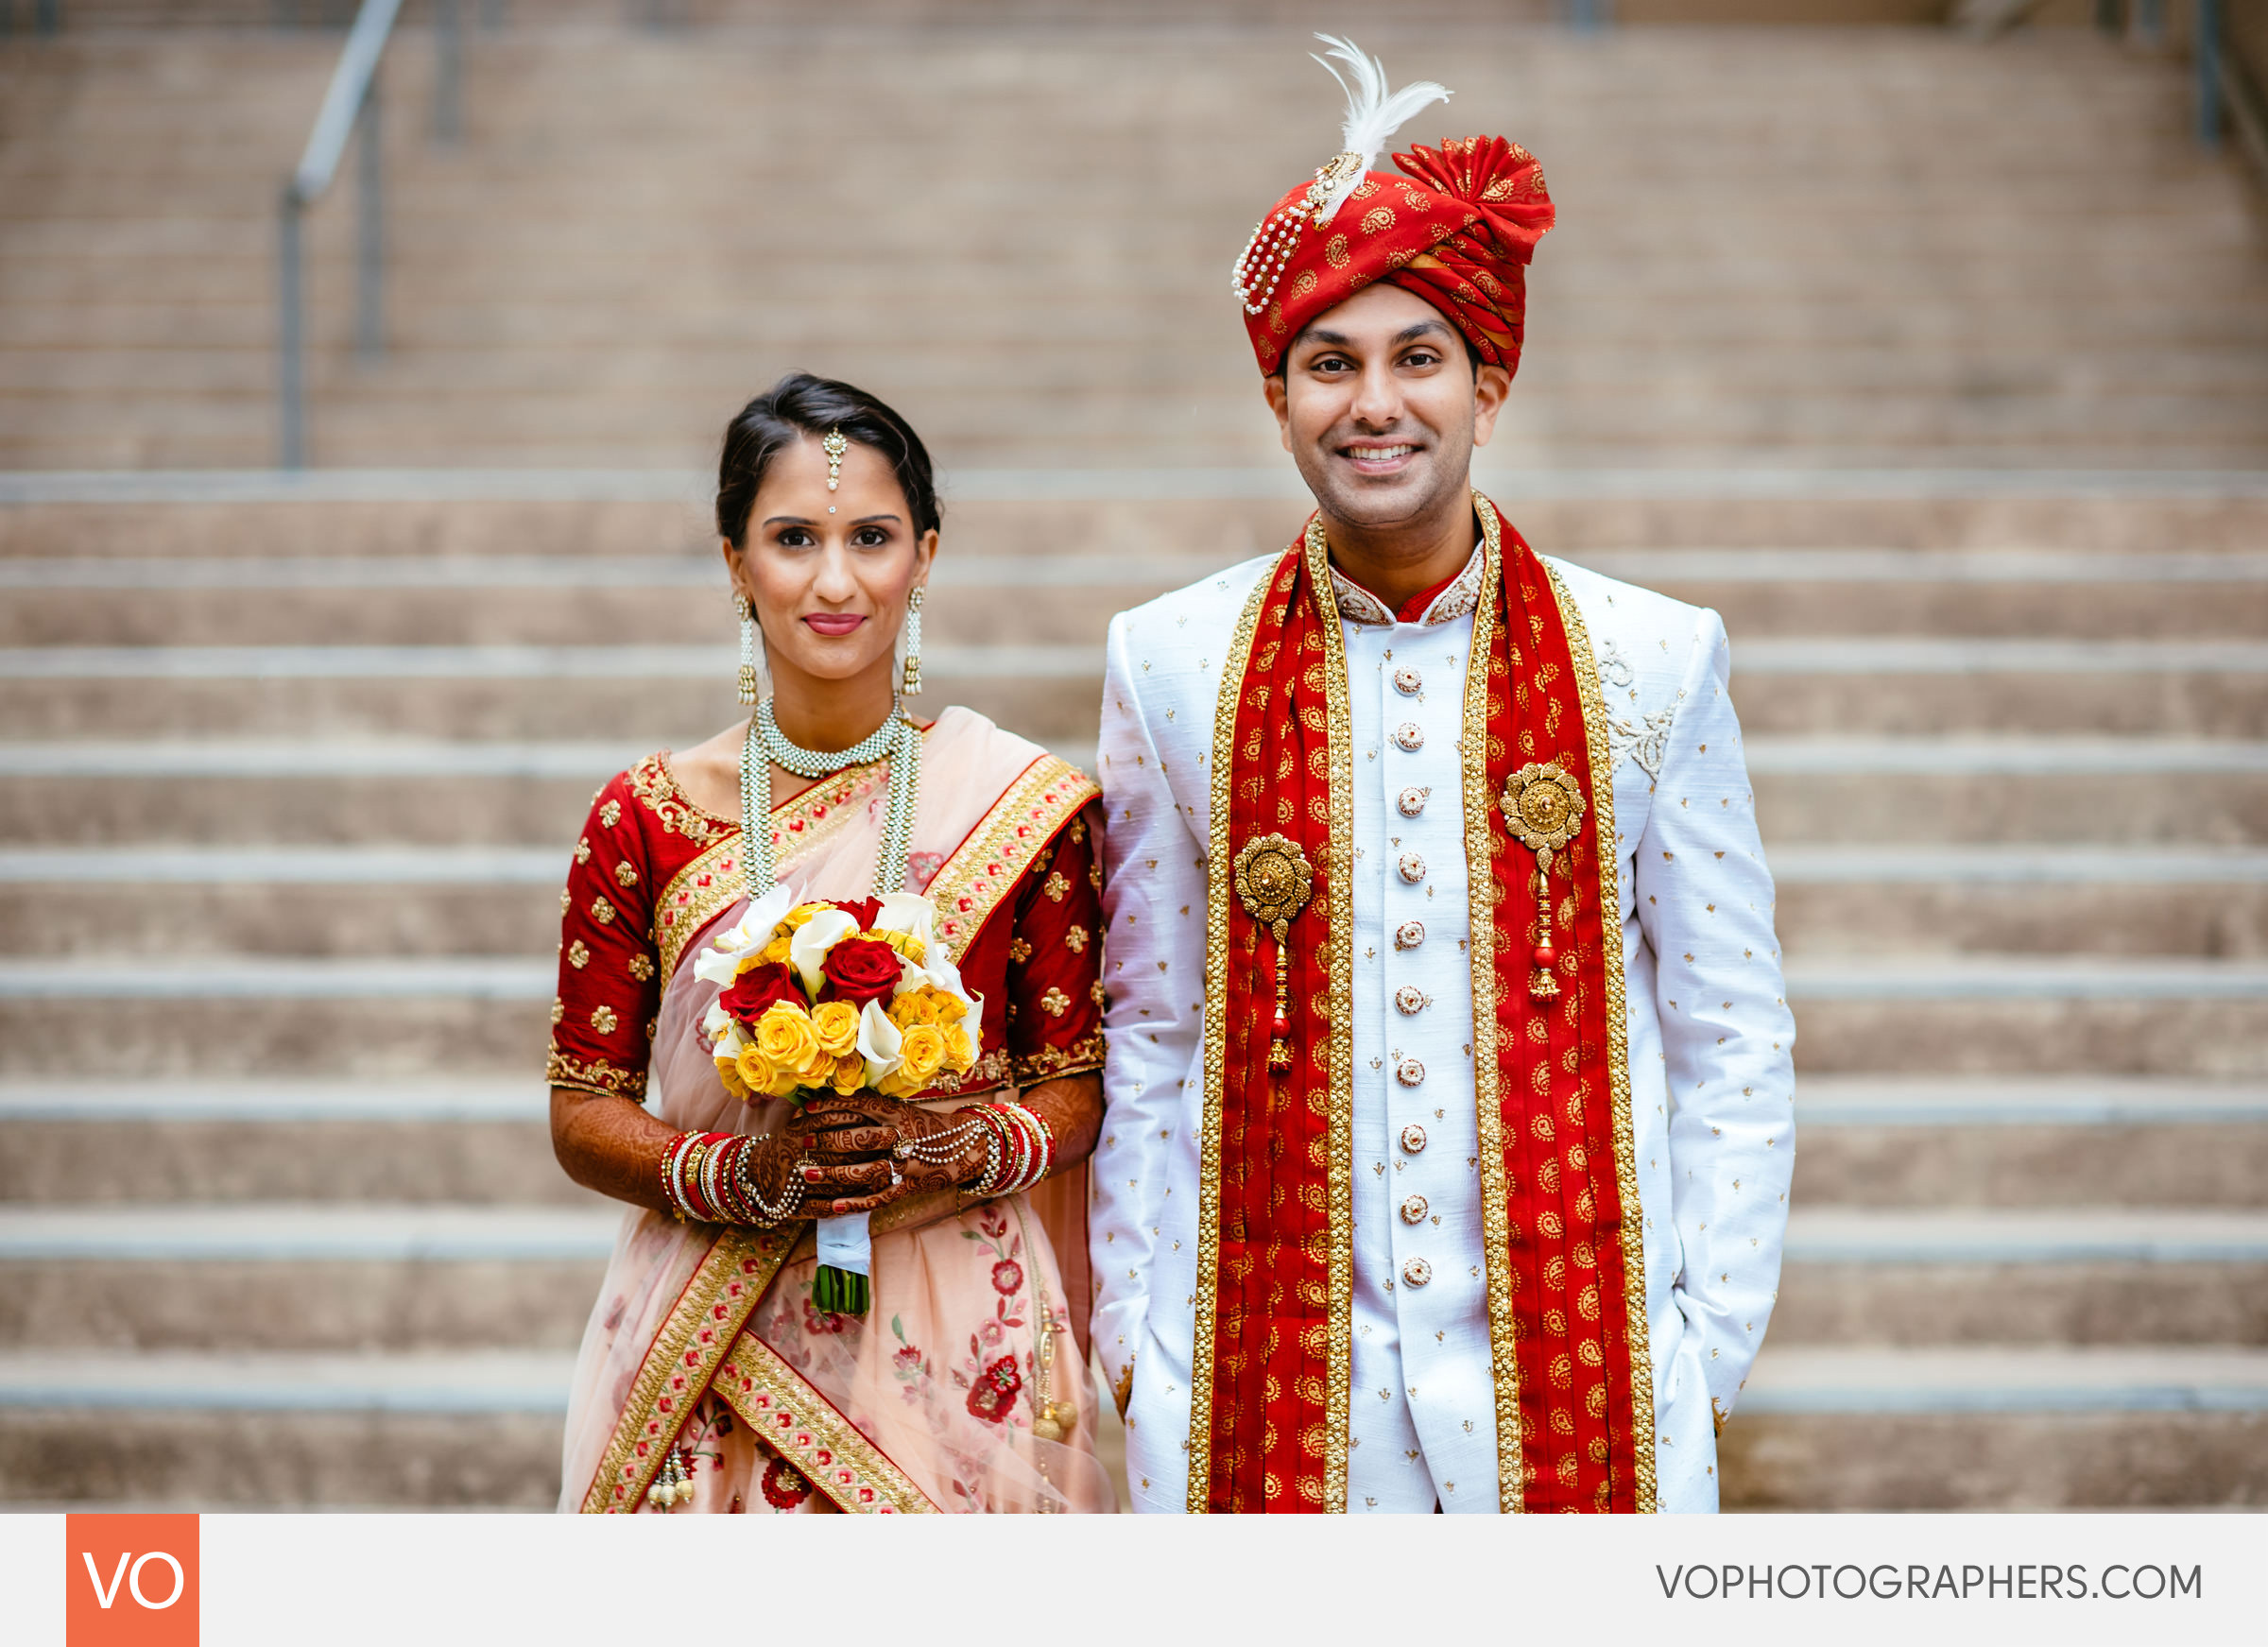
[715,1051,752,1102]
[931,990,969,1025]
[897,1023,947,1087]
[810,1000,861,1058]
[782,902,832,930]
[942,1023,975,1072]
[877,928,928,966]
[753,1001,827,1086]
[828,1053,868,1095]
[758,934,793,966]
[888,989,939,1030]
[734,1040,799,1101]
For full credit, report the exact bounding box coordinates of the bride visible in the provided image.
[546,372,1114,1514]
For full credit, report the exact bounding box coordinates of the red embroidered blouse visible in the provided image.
[544,750,1106,1105]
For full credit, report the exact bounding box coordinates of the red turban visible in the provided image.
[1233,134,1555,377]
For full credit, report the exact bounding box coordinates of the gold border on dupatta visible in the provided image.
[651,754,893,991]
[577,1224,798,1513]
[1544,557,1659,1515]
[925,754,1100,960]
[711,1332,939,1514]
[1463,496,1525,1513]
[1300,516,1358,1515]
[1184,566,1275,1513]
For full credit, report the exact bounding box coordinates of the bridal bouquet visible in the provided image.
[694,887,981,1313]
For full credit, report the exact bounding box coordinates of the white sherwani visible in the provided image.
[1091,536,1796,1513]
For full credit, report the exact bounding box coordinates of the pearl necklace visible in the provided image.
[756,695,905,779]
[739,697,920,899]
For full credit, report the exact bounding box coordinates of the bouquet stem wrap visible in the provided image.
[813,1216,873,1315]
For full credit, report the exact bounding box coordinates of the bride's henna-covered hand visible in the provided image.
[793,1094,989,1216]
[728,1125,895,1219]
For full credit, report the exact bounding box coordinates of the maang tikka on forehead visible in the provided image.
[821,428,848,514]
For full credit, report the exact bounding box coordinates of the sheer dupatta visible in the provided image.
[558,708,1111,1514]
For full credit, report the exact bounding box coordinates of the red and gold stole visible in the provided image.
[1189,493,1657,1513]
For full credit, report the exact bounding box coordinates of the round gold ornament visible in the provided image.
[1234,832,1314,1073]
[1503,762,1586,860]
[1501,763,1587,1004]
[1234,832,1314,940]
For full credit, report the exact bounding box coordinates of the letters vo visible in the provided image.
[65,1515,198,1646]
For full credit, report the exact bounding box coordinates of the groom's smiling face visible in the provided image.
[1264,282,1511,533]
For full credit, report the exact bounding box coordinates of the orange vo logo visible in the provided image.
[66,1515,198,1646]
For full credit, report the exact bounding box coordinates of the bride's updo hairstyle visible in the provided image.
[717,370,942,550]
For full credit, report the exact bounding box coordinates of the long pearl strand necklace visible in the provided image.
[738,692,920,898]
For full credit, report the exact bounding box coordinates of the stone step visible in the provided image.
[0,1349,568,1508]
[0,1206,611,1353]
[3,952,2266,1077]
[6,480,2265,541]
[5,637,2265,740]
[8,543,2268,646]
[1796,1077,2268,1206]
[2,1261,604,1355]
[6,1201,2260,1353]
[2,736,2259,845]
[0,1076,560,1206]
[0,1343,2256,1509]
[1724,1347,2268,1509]
[9,484,2268,556]
[13,1073,2264,1207]
[1787,958,2268,1076]
[6,845,2264,960]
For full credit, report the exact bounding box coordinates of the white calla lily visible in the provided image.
[856,997,903,1079]
[789,908,859,996]
[871,892,936,955]
[919,946,979,1016]
[700,999,733,1040]
[691,884,796,986]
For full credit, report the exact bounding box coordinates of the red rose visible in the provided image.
[718,960,802,1025]
[831,897,884,930]
[819,935,904,1010]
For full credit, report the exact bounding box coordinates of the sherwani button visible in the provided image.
[1395,1056,1426,1087]
[1398,852,1425,884]
[1397,786,1427,818]
[1394,985,1427,1016]
[1394,722,1424,752]
[1394,920,1425,952]
[1400,1124,1428,1154]
[1401,1257,1433,1288]
[1400,1194,1428,1225]
[1393,667,1422,695]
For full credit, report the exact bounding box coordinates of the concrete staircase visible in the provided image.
[3,15,2267,1510]
[3,485,2264,1510]
[6,21,2267,472]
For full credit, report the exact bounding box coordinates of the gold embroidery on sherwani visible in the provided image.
[1459,499,1525,1511]
[1545,557,1657,1513]
[1186,572,1274,1513]
[1303,516,1359,1516]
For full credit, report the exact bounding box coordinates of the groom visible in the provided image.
[1091,39,1795,1513]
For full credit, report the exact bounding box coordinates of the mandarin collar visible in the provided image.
[1327,538,1486,629]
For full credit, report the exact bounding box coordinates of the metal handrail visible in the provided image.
[277,0,472,469]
